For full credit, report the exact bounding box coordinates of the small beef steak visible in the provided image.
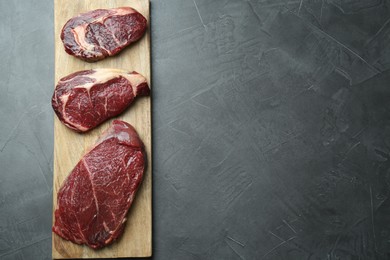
[61,7,147,62]
[52,120,146,249]
[52,69,149,132]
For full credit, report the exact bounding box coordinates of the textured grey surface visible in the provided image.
[1,0,390,259]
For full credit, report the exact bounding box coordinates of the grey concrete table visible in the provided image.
[1,0,390,259]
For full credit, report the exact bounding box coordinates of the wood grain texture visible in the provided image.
[52,0,151,258]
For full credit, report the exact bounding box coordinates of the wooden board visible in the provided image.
[52,0,151,258]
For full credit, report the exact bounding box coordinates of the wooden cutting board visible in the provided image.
[52,0,151,258]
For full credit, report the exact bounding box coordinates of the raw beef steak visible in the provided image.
[52,69,149,132]
[52,120,146,249]
[61,7,147,62]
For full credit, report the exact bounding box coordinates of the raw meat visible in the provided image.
[52,69,149,132]
[52,120,146,249]
[61,7,147,62]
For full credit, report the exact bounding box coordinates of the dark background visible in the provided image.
[1,0,390,259]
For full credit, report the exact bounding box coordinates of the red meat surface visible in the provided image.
[52,69,149,132]
[52,120,146,249]
[61,7,147,62]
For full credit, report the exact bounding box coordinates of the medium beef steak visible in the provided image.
[52,69,149,132]
[61,7,147,62]
[52,120,146,249]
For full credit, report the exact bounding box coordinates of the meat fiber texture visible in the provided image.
[52,68,150,132]
[61,7,147,62]
[52,120,146,249]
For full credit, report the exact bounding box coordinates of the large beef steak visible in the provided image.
[52,120,146,249]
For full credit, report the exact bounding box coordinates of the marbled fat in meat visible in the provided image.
[52,69,150,132]
[61,7,147,62]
